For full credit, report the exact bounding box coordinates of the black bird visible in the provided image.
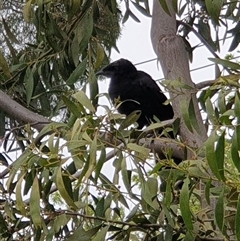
[97,58,182,168]
[97,58,174,129]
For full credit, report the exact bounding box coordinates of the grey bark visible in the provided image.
[0,89,50,131]
[151,0,207,154]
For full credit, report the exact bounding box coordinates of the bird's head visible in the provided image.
[96,59,136,78]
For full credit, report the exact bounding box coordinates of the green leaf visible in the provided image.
[94,145,106,182]
[205,0,224,25]
[158,0,170,15]
[141,178,159,209]
[204,180,211,205]
[55,167,77,209]
[121,169,132,193]
[188,97,200,134]
[0,51,11,78]
[131,1,151,17]
[30,177,42,228]
[206,130,221,180]
[162,204,174,227]
[119,110,141,131]
[62,95,82,117]
[95,197,105,221]
[122,9,130,23]
[215,188,224,232]
[2,18,19,44]
[68,226,100,241]
[76,9,93,55]
[180,178,193,231]
[88,135,97,176]
[128,9,140,22]
[66,58,87,85]
[24,67,34,106]
[215,131,225,181]
[94,42,105,70]
[127,143,150,161]
[73,90,95,112]
[180,97,193,132]
[16,173,27,215]
[206,97,218,124]
[23,0,33,22]
[88,68,99,108]
[143,122,169,132]
[198,20,217,51]
[217,90,226,114]
[92,226,109,241]
[209,58,240,70]
[125,204,139,220]
[163,172,173,209]
[231,125,240,172]
[53,214,69,233]
[172,0,178,13]
[234,92,240,119]
[236,195,240,241]
[6,149,33,192]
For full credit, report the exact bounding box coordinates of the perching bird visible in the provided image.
[97,58,174,129]
[97,58,182,165]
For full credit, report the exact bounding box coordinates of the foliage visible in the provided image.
[1,0,240,241]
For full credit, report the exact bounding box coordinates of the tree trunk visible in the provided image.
[151,0,207,155]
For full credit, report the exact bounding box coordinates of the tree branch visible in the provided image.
[0,89,50,131]
[139,137,185,160]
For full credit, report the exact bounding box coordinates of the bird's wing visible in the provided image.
[136,70,174,121]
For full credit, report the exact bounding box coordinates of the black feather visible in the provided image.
[97,58,174,129]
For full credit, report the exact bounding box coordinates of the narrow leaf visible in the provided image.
[158,0,170,15]
[180,178,193,231]
[66,58,87,85]
[206,97,218,124]
[0,51,11,78]
[56,167,77,209]
[131,1,151,17]
[215,131,225,181]
[215,188,224,232]
[129,10,140,22]
[209,58,240,70]
[23,0,33,22]
[119,110,141,131]
[127,143,150,160]
[62,95,82,117]
[88,68,99,107]
[92,226,109,241]
[231,125,240,172]
[205,0,224,25]
[206,131,221,180]
[180,97,193,132]
[16,173,27,215]
[2,18,19,44]
[188,97,200,134]
[73,90,95,112]
[30,177,42,228]
[24,67,34,106]
[204,180,211,205]
[234,92,240,118]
